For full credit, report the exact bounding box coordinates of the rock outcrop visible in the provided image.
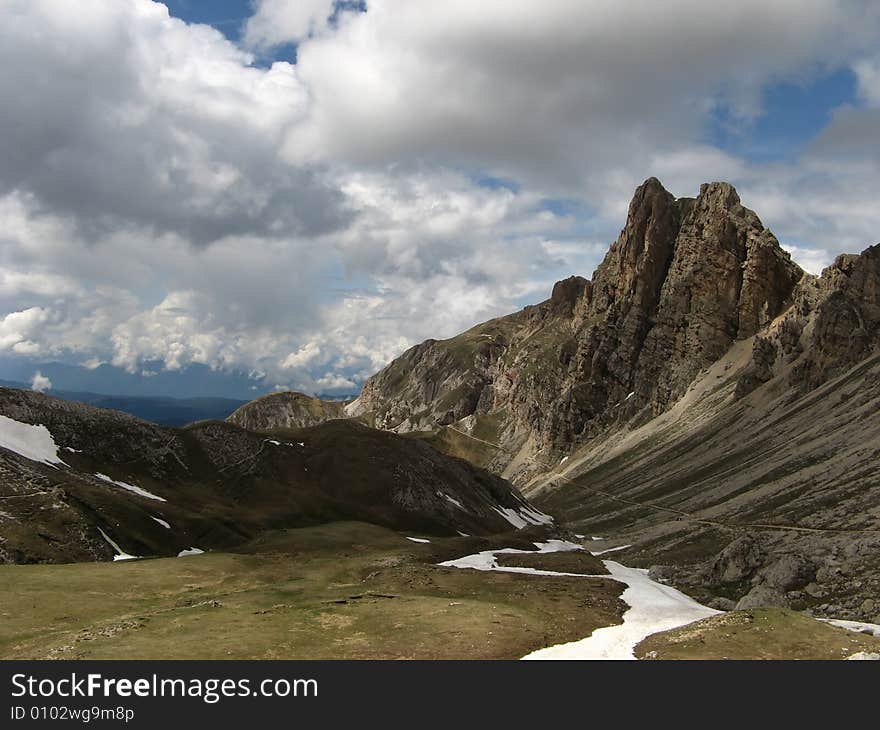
[227,391,345,431]
[350,178,805,480]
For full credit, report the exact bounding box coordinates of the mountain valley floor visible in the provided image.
[3,521,878,660]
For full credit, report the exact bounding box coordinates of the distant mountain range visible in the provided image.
[0,380,246,426]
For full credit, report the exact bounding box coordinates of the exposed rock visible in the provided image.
[708,597,736,611]
[759,554,816,592]
[227,391,345,431]
[648,564,675,583]
[353,178,804,481]
[735,584,789,611]
[709,536,764,585]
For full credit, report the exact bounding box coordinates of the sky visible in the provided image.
[1,1,880,398]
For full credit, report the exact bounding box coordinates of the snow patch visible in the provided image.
[591,544,632,556]
[0,415,66,467]
[97,527,140,562]
[406,537,431,544]
[439,540,719,660]
[151,516,171,529]
[822,619,880,638]
[492,507,528,529]
[94,473,166,502]
[177,547,204,557]
[493,503,554,529]
[624,391,635,401]
[519,504,554,525]
[439,540,595,578]
[443,494,466,510]
[523,561,720,660]
[559,456,569,465]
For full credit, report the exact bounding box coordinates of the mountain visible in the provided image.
[227,391,347,431]
[346,179,804,481]
[0,380,246,426]
[0,387,549,564]
[331,178,880,618]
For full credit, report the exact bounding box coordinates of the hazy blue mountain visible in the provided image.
[0,358,272,400]
[0,380,246,426]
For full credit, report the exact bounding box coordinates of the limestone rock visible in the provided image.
[352,178,806,479]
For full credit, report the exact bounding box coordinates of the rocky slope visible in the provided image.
[0,388,548,564]
[347,179,804,482]
[340,178,880,619]
[227,391,345,431]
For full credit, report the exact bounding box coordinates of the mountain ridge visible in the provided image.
[343,178,809,483]
[0,386,548,564]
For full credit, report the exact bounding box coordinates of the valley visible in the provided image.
[2,177,878,660]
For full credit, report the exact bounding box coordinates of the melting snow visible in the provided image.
[523,560,720,660]
[444,494,466,510]
[493,507,529,529]
[493,504,554,529]
[406,537,431,544]
[519,503,554,525]
[151,516,171,529]
[0,415,66,467]
[822,619,880,638]
[94,473,166,502]
[591,544,632,556]
[440,540,718,660]
[440,541,597,578]
[177,547,204,557]
[97,527,140,562]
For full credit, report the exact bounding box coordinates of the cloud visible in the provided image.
[0,0,350,246]
[243,0,337,49]
[30,371,52,393]
[285,0,880,192]
[854,53,880,106]
[281,342,323,370]
[1,1,880,396]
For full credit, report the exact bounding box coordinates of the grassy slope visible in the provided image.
[636,608,880,660]
[0,522,624,660]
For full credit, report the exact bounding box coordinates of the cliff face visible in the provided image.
[349,178,805,478]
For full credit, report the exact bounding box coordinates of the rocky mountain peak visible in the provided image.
[266,178,832,485]
[549,275,589,316]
